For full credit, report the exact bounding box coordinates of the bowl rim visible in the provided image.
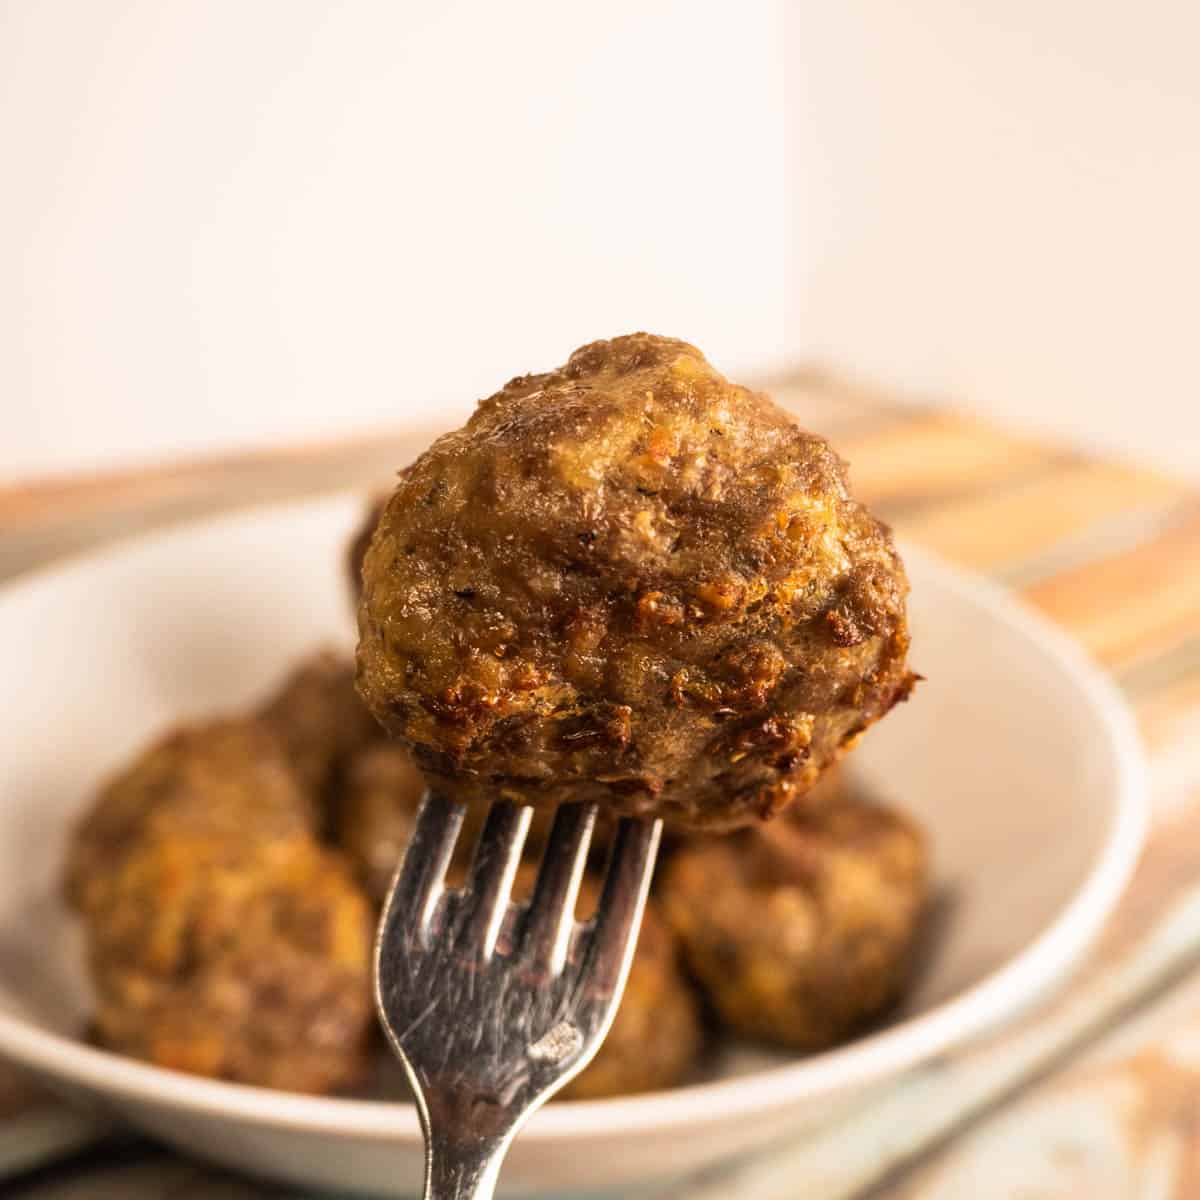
[0,501,1148,1143]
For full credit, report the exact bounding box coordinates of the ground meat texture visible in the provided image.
[660,802,928,1050]
[562,888,704,1100]
[83,833,373,1093]
[259,650,381,813]
[64,719,315,915]
[356,333,913,831]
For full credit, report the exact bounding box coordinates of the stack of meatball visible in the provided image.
[66,334,929,1099]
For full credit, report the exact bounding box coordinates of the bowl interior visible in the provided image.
[0,491,1140,1131]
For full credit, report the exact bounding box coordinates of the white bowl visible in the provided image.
[0,492,1145,1196]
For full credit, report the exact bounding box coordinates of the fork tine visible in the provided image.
[456,801,531,958]
[380,790,464,942]
[584,816,662,994]
[520,803,596,973]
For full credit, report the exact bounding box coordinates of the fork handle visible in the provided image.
[425,1132,508,1200]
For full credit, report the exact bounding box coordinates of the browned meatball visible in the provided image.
[348,495,388,606]
[336,743,427,903]
[84,833,373,1093]
[357,333,912,831]
[562,890,704,1100]
[258,650,381,812]
[661,802,928,1050]
[65,718,315,914]
[66,719,373,1093]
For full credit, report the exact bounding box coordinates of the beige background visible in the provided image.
[3,0,1197,481]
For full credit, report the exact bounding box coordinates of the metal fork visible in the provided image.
[375,792,662,1200]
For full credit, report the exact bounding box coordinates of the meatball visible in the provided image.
[357,333,912,831]
[562,889,704,1101]
[661,802,928,1050]
[66,719,374,1093]
[336,743,427,903]
[347,495,388,606]
[84,833,373,1093]
[259,650,381,811]
[65,718,315,914]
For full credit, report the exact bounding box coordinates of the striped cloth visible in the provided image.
[1,374,1197,1198]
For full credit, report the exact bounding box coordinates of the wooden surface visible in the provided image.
[0,374,1198,1198]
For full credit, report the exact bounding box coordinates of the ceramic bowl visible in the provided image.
[0,490,1145,1195]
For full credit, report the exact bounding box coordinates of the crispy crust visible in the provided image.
[357,333,912,830]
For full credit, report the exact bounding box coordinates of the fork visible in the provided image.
[375,792,662,1200]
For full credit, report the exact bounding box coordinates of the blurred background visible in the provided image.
[2,0,1198,482]
[3,7,1200,1195]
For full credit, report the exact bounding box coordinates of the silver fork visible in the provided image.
[375,792,662,1200]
